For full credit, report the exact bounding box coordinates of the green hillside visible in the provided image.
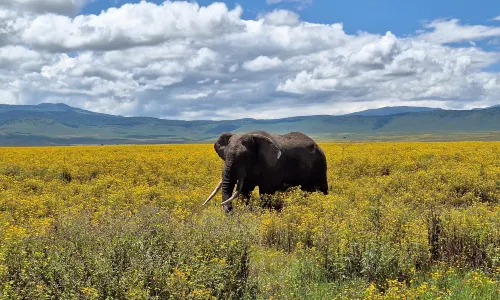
[1,103,500,145]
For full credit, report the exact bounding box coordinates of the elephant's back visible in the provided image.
[279,132,327,185]
[278,132,327,176]
[280,132,322,153]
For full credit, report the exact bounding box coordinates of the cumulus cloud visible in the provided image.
[419,19,500,44]
[243,56,283,71]
[260,9,300,26]
[0,0,87,16]
[349,32,402,68]
[21,1,244,52]
[1,1,500,120]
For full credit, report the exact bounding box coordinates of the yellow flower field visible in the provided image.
[0,142,499,299]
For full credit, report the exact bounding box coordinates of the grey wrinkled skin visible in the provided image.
[214,130,328,213]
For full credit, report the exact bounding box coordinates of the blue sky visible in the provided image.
[1,0,500,119]
[82,0,500,36]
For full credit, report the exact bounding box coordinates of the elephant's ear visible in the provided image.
[214,132,234,160]
[251,133,282,167]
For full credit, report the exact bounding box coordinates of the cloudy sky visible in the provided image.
[1,0,500,120]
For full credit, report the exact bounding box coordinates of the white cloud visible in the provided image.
[197,78,210,84]
[348,32,402,67]
[419,19,500,44]
[0,45,42,70]
[260,9,300,26]
[228,64,239,73]
[0,1,500,120]
[0,90,19,104]
[21,1,244,52]
[0,0,87,16]
[493,15,500,21]
[175,92,212,100]
[243,56,283,71]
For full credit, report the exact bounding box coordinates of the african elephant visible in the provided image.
[203,130,328,212]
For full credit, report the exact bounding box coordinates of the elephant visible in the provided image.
[203,130,328,212]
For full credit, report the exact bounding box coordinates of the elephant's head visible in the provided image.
[203,131,282,213]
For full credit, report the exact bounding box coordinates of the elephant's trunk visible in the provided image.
[221,179,243,206]
[222,161,235,213]
[221,157,247,212]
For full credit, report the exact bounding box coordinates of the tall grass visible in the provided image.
[0,143,499,298]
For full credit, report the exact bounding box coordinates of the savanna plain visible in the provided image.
[0,142,499,299]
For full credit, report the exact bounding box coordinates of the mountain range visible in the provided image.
[344,106,443,116]
[1,103,500,145]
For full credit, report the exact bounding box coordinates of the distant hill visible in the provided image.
[344,106,443,116]
[0,103,107,115]
[472,104,500,111]
[2,103,500,145]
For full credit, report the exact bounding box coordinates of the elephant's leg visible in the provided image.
[319,176,329,195]
[241,180,256,205]
[300,184,313,193]
[299,177,328,195]
[258,184,283,210]
[258,184,280,197]
[301,180,328,194]
[279,182,291,192]
[315,167,329,195]
[306,160,329,195]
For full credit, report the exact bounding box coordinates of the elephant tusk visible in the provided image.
[221,190,240,206]
[221,179,244,206]
[202,180,222,206]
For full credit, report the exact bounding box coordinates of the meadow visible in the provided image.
[0,142,499,299]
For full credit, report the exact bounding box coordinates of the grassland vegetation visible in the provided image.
[0,143,499,299]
